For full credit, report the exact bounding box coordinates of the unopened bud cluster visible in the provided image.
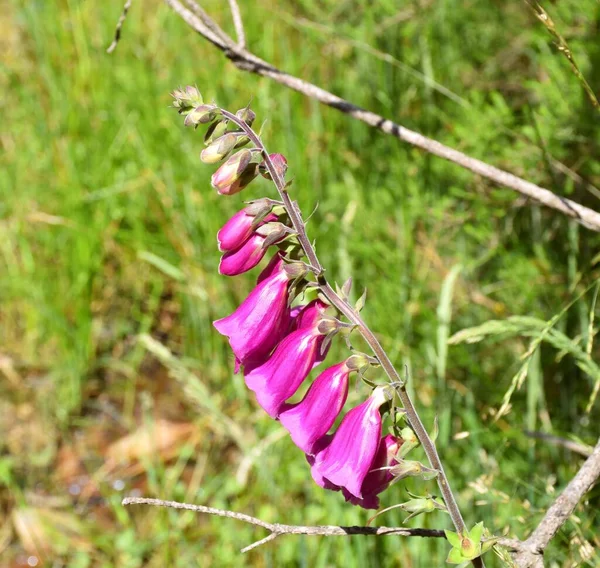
[171,87,422,509]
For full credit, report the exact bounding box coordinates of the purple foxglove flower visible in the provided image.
[217,207,276,252]
[342,434,401,509]
[306,436,341,491]
[213,256,290,368]
[219,234,268,276]
[244,300,329,418]
[279,361,351,454]
[311,386,389,499]
[256,252,283,284]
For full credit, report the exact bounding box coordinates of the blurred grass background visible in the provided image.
[1,0,600,566]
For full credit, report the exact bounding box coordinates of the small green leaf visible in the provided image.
[447,547,467,564]
[468,522,484,544]
[355,288,367,312]
[431,415,439,443]
[444,530,462,548]
[138,251,185,282]
[481,537,500,554]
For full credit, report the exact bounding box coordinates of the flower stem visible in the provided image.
[220,109,472,541]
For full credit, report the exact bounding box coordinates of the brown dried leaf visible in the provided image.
[12,507,52,559]
[104,419,196,468]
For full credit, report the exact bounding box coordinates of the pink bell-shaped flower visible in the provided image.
[217,204,276,252]
[307,436,341,491]
[244,300,329,418]
[311,386,390,499]
[279,360,351,454]
[213,255,290,369]
[342,434,401,509]
[219,233,268,276]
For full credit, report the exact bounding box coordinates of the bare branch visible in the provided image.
[183,0,233,46]
[524,430,594,457]
[163,0,600,232]
[513,437,600,567]
[227,0,246,49]
[107,0,133,54]
[122,497,446,553]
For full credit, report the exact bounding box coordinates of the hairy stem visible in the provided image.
[221,109,472,541]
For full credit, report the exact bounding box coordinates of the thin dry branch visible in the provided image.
[227,0,246,48]
[107,0,133,53]
[513,437,600,567]
[122,497,445,553]
[163,0,600,233]
[183,0,233,46]
[524,430,593,457]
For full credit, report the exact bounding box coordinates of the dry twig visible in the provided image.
[107,0,133,54]
[163,0,600,232]
[121,497,445,553]
[514,437,600,567]
[123,436,600,563]
[227,0,246,48]
[524,430,594,457]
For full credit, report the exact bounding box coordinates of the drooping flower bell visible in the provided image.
[342,434,401,509]
[311,386,392,499]
[278,360,353,454]
[218,209,286,276]
[244,300,329,418]
[219,233,270,276]
[216,200,275,252]
[213,254,291,370]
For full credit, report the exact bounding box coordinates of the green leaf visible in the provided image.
[444,530,462,548]
[468,522,484,544]
[447,547,467,564]
[431,415,439,443]
[481,537,500,554]
[355,288,367,312]
[138,251,185,282]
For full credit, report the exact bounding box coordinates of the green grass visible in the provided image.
[2,0,600,566]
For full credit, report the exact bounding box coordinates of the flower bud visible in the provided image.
[345,353,370,372]
[204,119,229,144]
[255,221,288,248]
[282,261,308,280]
[317,317,339,335]
[389,459,438,481]
[259,153,288,180]
[171,85,203,112]
[244,198,275,218]
[184,104,219,127]
[233,134,250,149]
[200,133,238,164]
[235,107,256,126]
[211,150,258,195]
